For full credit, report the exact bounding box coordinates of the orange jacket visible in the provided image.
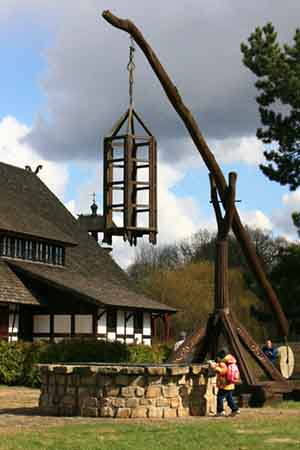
[215,354,237,391]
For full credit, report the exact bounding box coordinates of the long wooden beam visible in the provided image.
[101,10,289,337]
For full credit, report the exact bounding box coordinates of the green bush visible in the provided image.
[0,339,172,387]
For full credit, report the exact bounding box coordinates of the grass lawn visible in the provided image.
[0,413,300,450]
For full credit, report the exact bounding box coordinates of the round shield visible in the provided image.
[276,345,294,379]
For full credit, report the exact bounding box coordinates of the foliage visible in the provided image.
[292,211,300,238]
[0,340,45,386]
[241,23,300,190]
[38,338,130,364]
[0,339,173,387]
[130,260,269,342]
[269,243,300,335]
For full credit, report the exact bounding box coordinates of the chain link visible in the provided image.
[127,36,135,107]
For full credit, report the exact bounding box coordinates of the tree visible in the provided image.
[292,212,300,238]
[241,23,300,190]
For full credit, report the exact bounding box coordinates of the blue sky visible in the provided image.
[0,1,299,267]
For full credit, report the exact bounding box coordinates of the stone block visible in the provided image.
[121,387,136,397]
[131,407,148,418]
[99,406,115,417]
[81,375,97,386]
[48,374,56,385]
[126,398,139,408]
[116,408,131,418]
[121,367,145,375]
[59,406,75,417]
[140,398,155,406]
[95,388,104,398]
[97,374,113,387]
[135,387,145,397]
[129,376,146,387]
[111,398,126,408]
[78,387,90,399]
[82,407,98,417]
[115,375,129,386]
[57,385,66,396]
[147,376,162,385]
[146,386,161,398]
[162,385,178,398]
[147,367,167,376]
[168,366,189,376]
[177,407,189,417]
[148,407,163,418]
[104,385,120,397]
[39,393,49,408]
[71,374,81,386]
[190,365,203,375]
[170,398,180,408]
[62,394,75,407]
[56,375,66,386]
[156,399,170,407]
[84,397,98,407]
[163,408,177,418]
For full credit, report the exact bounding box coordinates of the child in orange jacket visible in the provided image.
[210,349,241,417]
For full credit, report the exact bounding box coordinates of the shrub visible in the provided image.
[0,339,172,387]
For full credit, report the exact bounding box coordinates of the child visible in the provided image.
[210,349,241,417]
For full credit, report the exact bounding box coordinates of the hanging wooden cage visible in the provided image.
[102,107,157,246]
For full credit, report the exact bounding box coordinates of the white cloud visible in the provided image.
[0,116,69,198]
[239,208,273,230]
[210,135,265,166]
[271,190,300,239]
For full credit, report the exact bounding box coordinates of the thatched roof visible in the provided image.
[0,162,175,313]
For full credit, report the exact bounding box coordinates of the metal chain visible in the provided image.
[127,36,135,107]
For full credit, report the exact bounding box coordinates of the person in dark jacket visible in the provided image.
[262,340,278,364]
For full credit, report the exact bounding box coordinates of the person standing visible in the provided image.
[210,349,241,417]
[262,340,278,364]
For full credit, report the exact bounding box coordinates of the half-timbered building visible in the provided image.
[0,162,175,343]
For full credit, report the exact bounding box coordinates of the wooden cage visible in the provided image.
[103,108,157,246]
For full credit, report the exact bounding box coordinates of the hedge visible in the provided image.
[0,339,173,387]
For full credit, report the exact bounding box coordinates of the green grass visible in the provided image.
[1,416,300,450]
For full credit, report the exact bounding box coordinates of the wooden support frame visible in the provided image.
[101,10,288,337]
[170,173,287,387]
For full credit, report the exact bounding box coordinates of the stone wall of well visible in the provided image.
[39,364,217,418]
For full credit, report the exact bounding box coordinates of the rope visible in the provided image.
[127,35,135,107]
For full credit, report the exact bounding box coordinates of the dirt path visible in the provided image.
[0,386,299,434]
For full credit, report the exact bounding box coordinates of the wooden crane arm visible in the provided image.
[101,10,289,337]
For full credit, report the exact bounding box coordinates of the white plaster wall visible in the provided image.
[143,312,151,336]
[134,333,142,344]
[125,337,134,344]
[125,313,134,335]
[75,315,93,334]
[116,310,125,335]
[116,337,125,343]
[97,309,107,334]
[107,331,116,341]
[54,315,71,334]
[143,337,151,346]
[33,315,50,334]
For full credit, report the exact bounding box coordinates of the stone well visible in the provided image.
[38,364,217,418]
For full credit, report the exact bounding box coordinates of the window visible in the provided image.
[107,310,117,332]
[134,312,143,333]
[0,236,65,266]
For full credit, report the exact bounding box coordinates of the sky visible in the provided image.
[0,0,299,268]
